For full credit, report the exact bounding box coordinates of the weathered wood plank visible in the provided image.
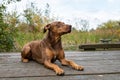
[0,51,120,79]
[0,74,120,80]
[0,61,120,77]
[65,51,120,56]
[1,51,120,65]
[79,43,120,50]
[1,51,120,57]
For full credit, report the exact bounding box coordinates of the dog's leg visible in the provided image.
[60,59,84,71]
[58,50,84,71]
[21,46,31,63]
[44,60,64,76]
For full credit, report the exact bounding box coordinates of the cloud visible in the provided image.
[5,0,120,29]
[107,0,120,3]
[107,0,114,3]
[57,9,120,29]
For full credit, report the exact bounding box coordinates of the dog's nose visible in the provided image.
[69,25,72,28]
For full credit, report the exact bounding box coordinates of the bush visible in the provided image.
[0,5,14,52]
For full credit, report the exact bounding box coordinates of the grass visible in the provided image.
[14,30,120,51]
[14,32,44,50]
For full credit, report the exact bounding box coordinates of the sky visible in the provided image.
[1,0,120,29]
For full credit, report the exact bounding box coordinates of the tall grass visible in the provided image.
[15,32,44,50]
[14,29,120,51]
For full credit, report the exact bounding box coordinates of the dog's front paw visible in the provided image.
[21,58,29,63]
[74,65,84,71]
[55,68,64,76]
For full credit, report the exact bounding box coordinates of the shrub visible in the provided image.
[0,5,14,52]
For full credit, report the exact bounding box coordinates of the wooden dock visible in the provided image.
[0,51,120,80]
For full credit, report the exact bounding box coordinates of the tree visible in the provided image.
[44,3,50,18]
[74,18,90,43]
[97,20,120,39]
[74,18,89,31]
[0,4,14,51]
[0,0,21,52]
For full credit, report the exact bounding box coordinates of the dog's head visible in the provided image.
[43,21,72,35]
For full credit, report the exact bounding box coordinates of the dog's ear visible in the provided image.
[43,24,51,33]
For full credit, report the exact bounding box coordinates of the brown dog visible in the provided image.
[21,21,84,76]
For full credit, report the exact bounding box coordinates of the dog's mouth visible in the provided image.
[61,25,72,35]
[62,28,71,35]
[67,25,72,33]
[67,28,71,33]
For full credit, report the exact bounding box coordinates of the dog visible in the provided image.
[21,21,84,76]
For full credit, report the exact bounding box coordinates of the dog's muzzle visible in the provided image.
[67,25,72,33]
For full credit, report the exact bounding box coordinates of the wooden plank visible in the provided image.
[0,51,120,79]
[79,43,120,48]
[0,74,120,80]
[79,43,120,50]
[0,51,120,67]
[0,51,120,60]
[1,51,120,57]
[1,51,120,63]
[1,54,120,62]
[0,51,120,66]
[65,51,120,56]
[0,61,120,77]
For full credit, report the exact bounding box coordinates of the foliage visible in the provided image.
[22,2,52,33]
[0,0,120,51]
[97,20,120,40]
[2,0,21,4]
[18,2,52,40]
[0,0,21,52]
[0,4,15,52]
[74,18,89,31]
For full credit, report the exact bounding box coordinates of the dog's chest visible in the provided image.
[51,54,57,63]
[51,50,59,62]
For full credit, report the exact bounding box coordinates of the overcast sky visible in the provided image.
[1,0,120,29]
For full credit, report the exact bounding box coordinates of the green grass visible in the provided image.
[14,30,120,51]
[14,32,44,50]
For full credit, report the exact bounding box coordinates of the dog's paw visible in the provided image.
[55,68,65,76]
[21,58,29,63]
[74,65,84,71]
